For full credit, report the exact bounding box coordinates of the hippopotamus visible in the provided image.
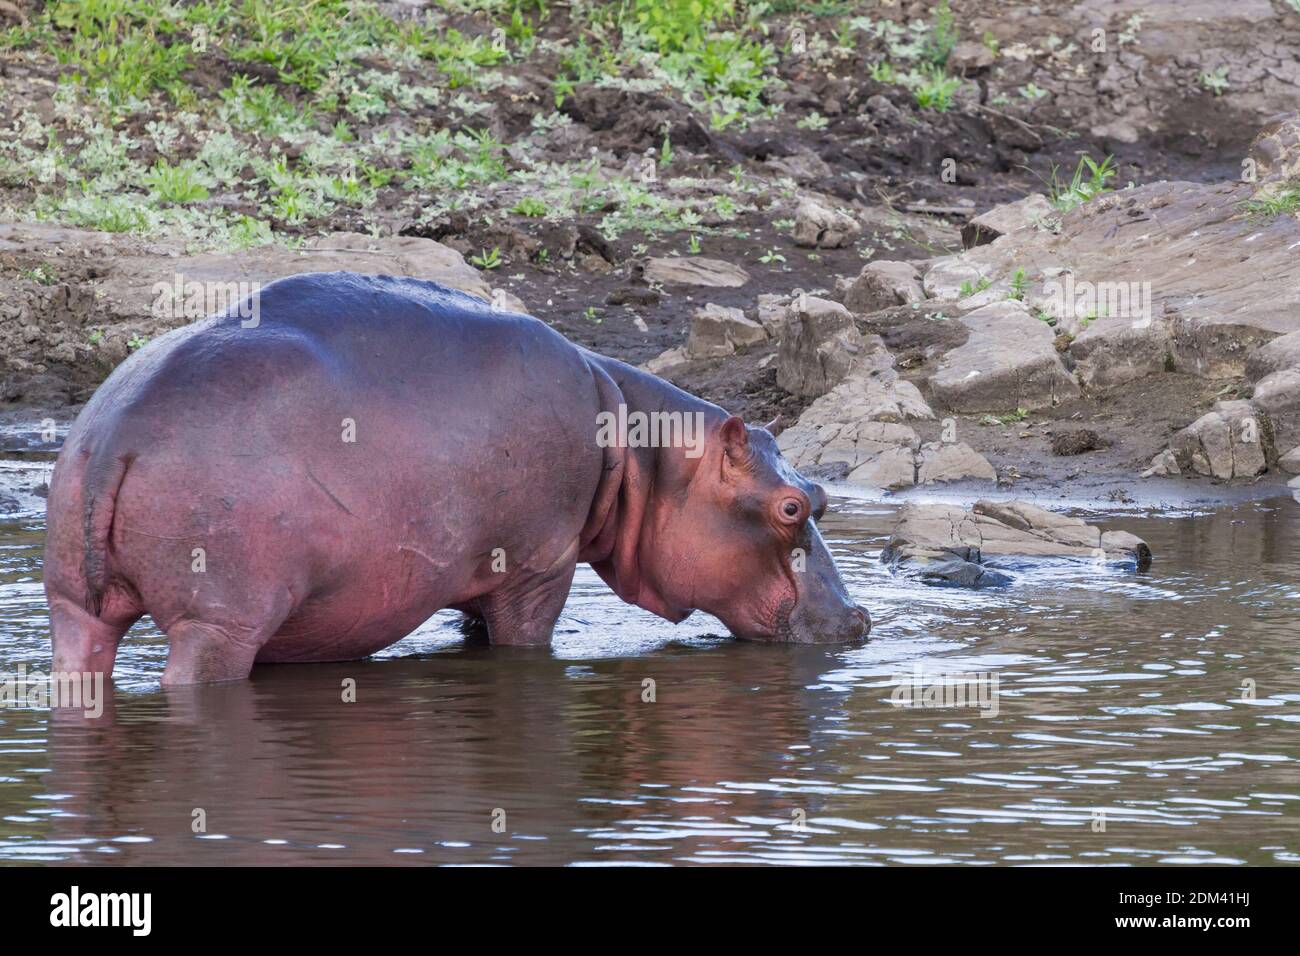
[44,273,869,685]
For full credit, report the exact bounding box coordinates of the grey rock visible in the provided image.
[961,193,1056,249]
[777,337,939,490]
[643,256,751,288]
[1140,448,1182,478]
[918,176,1300,390]
[776,296,866,397]
[1251,367,1300,455]
[947,40,996,75]
[1278,445,1300,475]
[792,196,861,249]
[929,300,1079,412]
[841,260,925,314]
[1168,399,1267,480]
[686,303,767,358]
[916,441,997,484]
[1245,330,1300,382]
[641,347,688,375]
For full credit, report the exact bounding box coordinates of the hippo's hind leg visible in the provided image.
[49,596,141,680]
[161,595,296,686]
[162,613,293,686]
[480,548,578,647]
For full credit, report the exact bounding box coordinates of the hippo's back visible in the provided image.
[68,271,591,451]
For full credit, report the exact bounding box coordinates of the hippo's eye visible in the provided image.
[776,496,805,525]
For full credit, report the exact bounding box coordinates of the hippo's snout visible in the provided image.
[781,524,870,644]
[850,603,871,640]
[786,595,870,644]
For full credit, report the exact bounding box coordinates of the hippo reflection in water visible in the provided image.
[43,273,869,685]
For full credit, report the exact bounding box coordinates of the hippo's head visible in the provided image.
[645,416,870,644]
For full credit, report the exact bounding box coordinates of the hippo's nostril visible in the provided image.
[851,605,871,638]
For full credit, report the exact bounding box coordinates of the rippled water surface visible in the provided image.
[2,490,1298,865]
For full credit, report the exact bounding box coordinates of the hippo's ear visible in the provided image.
[720,415,750,463]
[763,415,784,437]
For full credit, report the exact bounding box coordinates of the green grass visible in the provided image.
[1243,181,1300,219]
[1006,267,1028,301]
[143,161,211,203]
[632,0,736,53]
[0,0,946,253]
[511,197,548,217]
[1048,154,1117,212]
[907,65,962,112]
[921,0,958,67]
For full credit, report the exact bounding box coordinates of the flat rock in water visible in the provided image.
[881,499,1152,587]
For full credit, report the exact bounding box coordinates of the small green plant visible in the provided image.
[143,161,210,204]
[995,407,1029,424]
[687,234,701,254]
[471,247,502,270]
[584,306,601,323]
[1049,154,1117,212]
[1243,180,1300,219]
[1198,66,1229,96]
[1007,267,1028,301]
[759,249,786,264]
[128,334,149,351]
[511,197,548,217]
[958,277,992,298]
[1019,82,1048,100]
[982,30,1000,55]
[869,61,897,84]
[88,330,104,346]
[632,0,735,53]
[909,65,962,112]
[921,0,958,67]
[19,265,58,286]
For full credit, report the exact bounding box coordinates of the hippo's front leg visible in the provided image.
[480,550,579,646]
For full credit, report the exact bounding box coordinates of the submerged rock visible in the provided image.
[881,499,1153,587]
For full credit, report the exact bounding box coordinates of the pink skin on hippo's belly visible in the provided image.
[42,272,868,685]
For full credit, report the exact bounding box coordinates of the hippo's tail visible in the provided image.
[81,451,132,617]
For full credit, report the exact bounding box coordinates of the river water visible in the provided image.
[1,472,1298,866]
